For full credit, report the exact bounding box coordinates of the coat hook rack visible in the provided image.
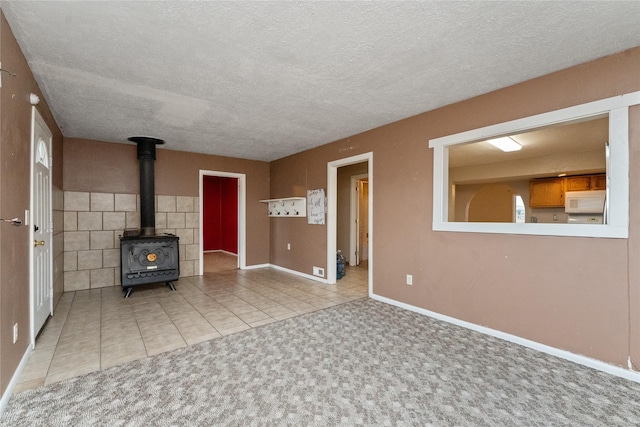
[0,69,16,77]
[259,197,306,217]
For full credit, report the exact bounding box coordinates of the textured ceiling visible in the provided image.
[2,1,640,161]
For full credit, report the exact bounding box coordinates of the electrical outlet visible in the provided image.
[406,274,413,285]
[287,243,291,250]
[13,323,18,344]
[313,266,325,277]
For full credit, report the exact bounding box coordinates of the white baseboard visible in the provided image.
[371,293,640,384]
[204,249,238,256]
[0,343,33,417]
[242,263,270,270]
[248,264,329,284]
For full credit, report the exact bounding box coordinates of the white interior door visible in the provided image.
[31,107,53,343]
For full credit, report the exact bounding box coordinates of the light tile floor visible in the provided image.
[14,253,369,393]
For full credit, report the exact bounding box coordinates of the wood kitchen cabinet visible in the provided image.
[565,176,591,191]
[530,174,605,208]
[529,178,565,208]
[566,174,606,191]
[590,174,606,190]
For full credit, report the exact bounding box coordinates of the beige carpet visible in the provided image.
[3,298,640,426]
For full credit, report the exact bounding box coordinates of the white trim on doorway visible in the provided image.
[198,170,247,275]
[327,153,373,296]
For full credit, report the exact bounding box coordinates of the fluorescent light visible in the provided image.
[487,137,521,152]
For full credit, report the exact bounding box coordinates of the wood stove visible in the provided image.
[119,136,180,297]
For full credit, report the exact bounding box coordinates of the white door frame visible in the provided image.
[29,106,53,347]
[327,152,373,295]
[349,173,368,266]
[199,170,246,274]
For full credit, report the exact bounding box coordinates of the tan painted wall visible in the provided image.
[0,12,63,396]
[63,138,271,267]
[269,147,336,274]
[455,181,526,222]
[270,47,640,368]
[467,184,514,222]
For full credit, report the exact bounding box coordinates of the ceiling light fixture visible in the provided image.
[487,137,522,152]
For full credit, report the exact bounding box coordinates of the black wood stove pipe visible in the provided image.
[128,136,165,236]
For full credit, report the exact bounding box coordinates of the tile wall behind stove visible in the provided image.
[63,191,199,291]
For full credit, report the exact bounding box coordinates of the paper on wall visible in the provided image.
[307,189,325,225]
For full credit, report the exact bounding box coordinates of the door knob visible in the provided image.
[34,240,45,247]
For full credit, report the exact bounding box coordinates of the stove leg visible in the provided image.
[123,287,133,298]
[167,282,176,291]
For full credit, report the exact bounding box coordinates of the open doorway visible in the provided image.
[327,153,372,295]
[337,167,367,266]
[199,170,247,275]
[202,175,238,273]
[350,174,369,266]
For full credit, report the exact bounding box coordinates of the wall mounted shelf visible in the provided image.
[260,197,306,217]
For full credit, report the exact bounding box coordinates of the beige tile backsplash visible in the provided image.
[114,193,137,212]
[64,191,89,211]
[64,191,199,291]
[90,193,114,212]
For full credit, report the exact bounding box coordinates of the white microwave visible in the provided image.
[565,190,606,214]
